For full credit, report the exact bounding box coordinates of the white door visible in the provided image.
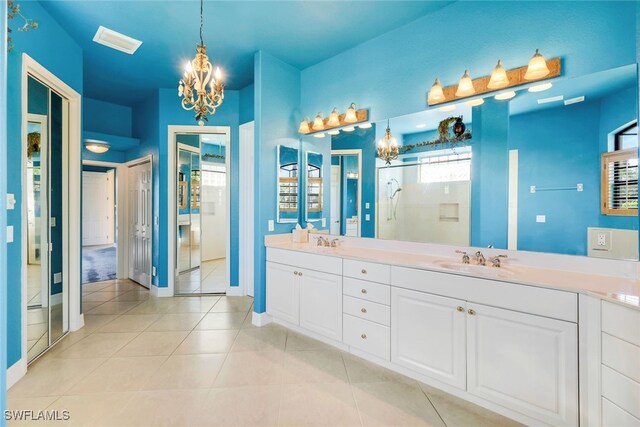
[466,303,579,427]
[266,262,299,324]
[330,165,341,235]
[391,287,467,390]
[299,269,342,341]
[82,171,114,246]
[239,122,255,297]
[128,162,152,287]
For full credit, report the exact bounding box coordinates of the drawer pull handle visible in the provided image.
[361,269,367,274]
[361,289,367,294]
[456,306,464,312]
[361,333,367,339]
[468,308,476,315]
[361,308,367,313]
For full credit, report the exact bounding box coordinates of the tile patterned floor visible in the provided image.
[8,279,522,426]
[176,258,227,295]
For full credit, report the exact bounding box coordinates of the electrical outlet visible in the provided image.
[54,272,62,284]
[268,220,274,232]
[321,218,326,227]
[365,202,370,209]
[597,233,607,247]
[6,194,15,210]
[536,215,546,223]
[50,217,56,227]
[6,226,13,243]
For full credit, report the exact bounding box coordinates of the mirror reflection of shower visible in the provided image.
[387,178,402,221]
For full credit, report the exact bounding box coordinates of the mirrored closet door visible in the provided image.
[175,132,229,295]
[26,76,68,362]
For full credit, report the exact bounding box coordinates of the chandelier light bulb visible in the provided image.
[312,113,325,131]
[524,49,550,80]
[487,60,509,89]
[344,103,358,123]
[455,70,476,97]
[428,78,445,104]
[328,108,340,127]
[214,67,222,81]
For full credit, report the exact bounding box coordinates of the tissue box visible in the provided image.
[292,228,309,243]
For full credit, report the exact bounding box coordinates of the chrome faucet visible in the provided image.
[316,236,328,247]
[475,251,486,266]
[455,250,470,264]
[490,254,508,268]
[330,238,340,248]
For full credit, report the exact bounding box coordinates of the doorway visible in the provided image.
[172,130,230,295]
[82,166,116,284]
[24,76,69,363]
[128,160,152,288]
[330,150,362,237]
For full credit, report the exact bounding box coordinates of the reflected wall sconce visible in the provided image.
[298,103,369,135]
[427,49,560,106]
[85,139,110,154]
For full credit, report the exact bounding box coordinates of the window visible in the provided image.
[201,163,226,187]
[614,123,638,150]
[419,152,472,183]
[601,148,638,216]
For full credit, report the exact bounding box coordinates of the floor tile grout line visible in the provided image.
[419,384,449,426]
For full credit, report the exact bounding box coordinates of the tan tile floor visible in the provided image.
[8,279,523,426]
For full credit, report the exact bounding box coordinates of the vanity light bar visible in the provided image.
[298,105,369,135]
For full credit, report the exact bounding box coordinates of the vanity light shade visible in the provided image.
[328,130,340,135]
[343,126,355,132]
[439,105,457,112]
[359,123,372,129]
[494,90,516,100]
[327,108,340,127]
[487,60,509,89]
[298,118,310,133]
[465,98,485,107]
[312,113,325,131]
[85,140,110,154]
[313,132,326,138]
[524,49,550,80]
[455,70,476,97]
[428,78,445,104]
[528,82,553,93]
[344,103,358,123]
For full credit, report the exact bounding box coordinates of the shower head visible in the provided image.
[392,187,402,198]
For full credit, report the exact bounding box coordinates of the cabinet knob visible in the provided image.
[361,269,367,274]
[361,308,367,313]
[294,271,298,276]
[361,289,367,294]
[299,272,303,276]
[361,333,367,340]
[468,308,476,315]
[456,306,464,312]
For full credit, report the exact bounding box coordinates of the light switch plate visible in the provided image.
[152,266,157,276]
[365,202,370,209]
[536,215,546,223]
[365,214,370,221]
[50,217,56,227]
[7,226,13,243]
[6,194,16,210]
[321,218,326,227]
[268,220,274,232]
[54,272,62,284]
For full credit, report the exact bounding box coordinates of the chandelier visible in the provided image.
[378,121,400,165]
[178,0,224,126]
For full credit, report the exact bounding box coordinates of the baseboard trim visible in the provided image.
[70,313,84,332]
[226,285,243,296]
[150,285,172,297]
[7,358,27,390]
[252,311,272,327]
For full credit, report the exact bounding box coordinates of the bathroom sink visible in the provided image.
[432,260,516,279]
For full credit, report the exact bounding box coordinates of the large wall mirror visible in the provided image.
[305,151,324,223]
[277,145,300,223]
[311,63,639,261]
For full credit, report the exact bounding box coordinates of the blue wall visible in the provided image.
[1,0,8,416]
[240,84,255,124]
[83,97,132,137]
[331,126,376,237]
[254,51,301,313]
[6,1,83,369]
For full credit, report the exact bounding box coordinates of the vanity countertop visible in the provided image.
[265,236,640,311]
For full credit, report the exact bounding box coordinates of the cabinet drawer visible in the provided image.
[343,314,390,360]
[267,247,342,275]
[344,259,390,284]
[602,397,640,427]
[343,295,390,326]
[602,365,640,419]
[602,301,640,347]
[603,333,640,383]
[343,277,390,305]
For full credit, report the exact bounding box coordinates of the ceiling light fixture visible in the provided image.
[494,91,516,101]
[313,132,326,138]
[342,126,355,132]
[528,82,553,93]
[416,124,427,129]
[487,60,508,89]
[312,113,325,131]
[298,117,310,134]
[428,79,445,104]
[84,139,110,154]
[328,130,340,135]
[178,0,225,126]
[524,49,550,80]
[455,70,476,97]
[377,120,400,165]
[439,105,457,112]
[465,98,485,107]
[328,108,340,127]
[359,123,372,129]
[344,103,358,123]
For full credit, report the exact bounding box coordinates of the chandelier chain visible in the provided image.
[199,0,204,46]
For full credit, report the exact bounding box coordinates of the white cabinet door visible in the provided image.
[467,303,578,427]
[391,288,467,389]
[266,262,299,325]
[299,269,342,341]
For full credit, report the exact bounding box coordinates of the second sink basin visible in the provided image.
[432,260,516,279]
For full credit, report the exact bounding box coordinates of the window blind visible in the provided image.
[602,148,638,215]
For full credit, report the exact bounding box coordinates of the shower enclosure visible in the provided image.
[377,149,472,246]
